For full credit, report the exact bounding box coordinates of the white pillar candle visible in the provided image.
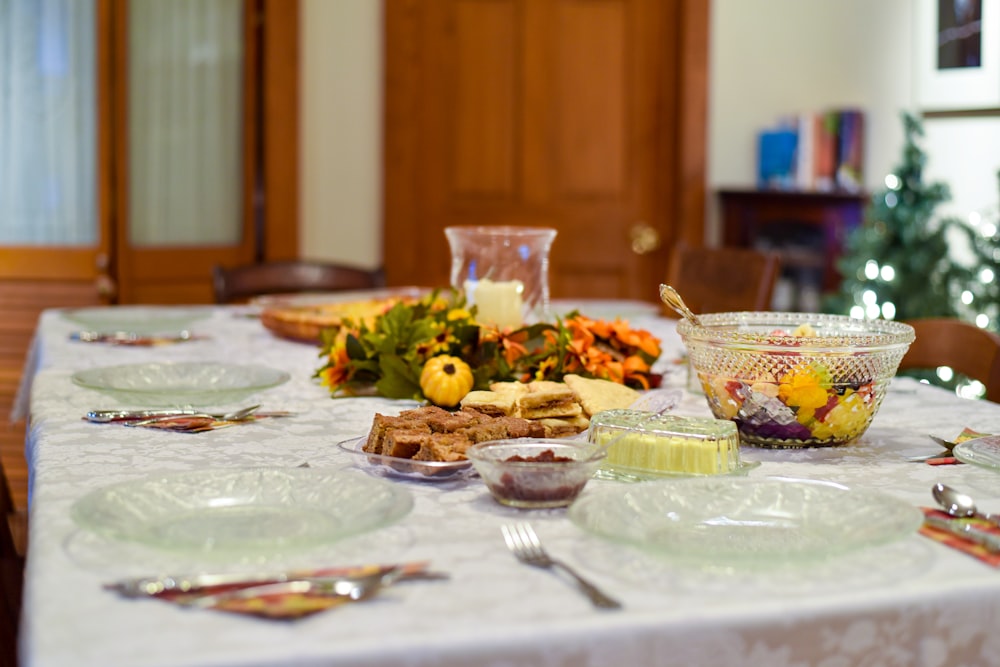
[465,278,524,329]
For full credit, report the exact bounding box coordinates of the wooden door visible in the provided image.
[113,0,299,304]
[383,0,708,301]
[0,0,299,514]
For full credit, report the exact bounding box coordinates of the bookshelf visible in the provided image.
[718,189,869,312]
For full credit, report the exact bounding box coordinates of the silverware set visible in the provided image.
[106,567,449,609]
[905,435,959,462]
[927,482,1000,553]
[85,405,295,425]
[70,330,203,345]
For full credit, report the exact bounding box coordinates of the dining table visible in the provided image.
[15,299,1000,667]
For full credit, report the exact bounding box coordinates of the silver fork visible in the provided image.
[501,523,622,610]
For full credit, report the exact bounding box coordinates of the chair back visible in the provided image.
[898,318,1000,402]
[665,243,780,315]
[213,261,385,304]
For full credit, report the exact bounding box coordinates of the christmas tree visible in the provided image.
[825,112,1000,396]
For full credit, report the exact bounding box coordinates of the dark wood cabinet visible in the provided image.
[718,188,869,311]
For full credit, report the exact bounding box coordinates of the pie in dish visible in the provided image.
[260,295,416,343]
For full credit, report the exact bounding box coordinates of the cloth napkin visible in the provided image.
[919,508,1000,567]
[128,414,275,433]
[924,427,990,465]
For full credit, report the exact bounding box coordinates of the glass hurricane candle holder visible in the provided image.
[444,225,557,328]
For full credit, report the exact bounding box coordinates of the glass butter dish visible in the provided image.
[587,409,758,480]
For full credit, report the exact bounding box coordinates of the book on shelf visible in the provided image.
[757,108,865,193]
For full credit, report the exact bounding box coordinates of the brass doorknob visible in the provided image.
[629,224,661,255]
[95,274,117,299]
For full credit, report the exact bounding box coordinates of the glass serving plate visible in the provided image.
[953,436,1000,472]
[63,306,210,335]
[70,468,413,556]
[71,362,290,407]
[568,477,923,568]
[338,436,473,482]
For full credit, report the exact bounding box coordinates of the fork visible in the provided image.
[500,523,622,610]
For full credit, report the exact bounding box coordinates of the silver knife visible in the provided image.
[924,515,1000,553]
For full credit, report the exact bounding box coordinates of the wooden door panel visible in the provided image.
[552,1,626,196]
[384,0,706,302]
[452,0,517,196]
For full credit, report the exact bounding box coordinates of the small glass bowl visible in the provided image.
[465,439,605,509]
[678,312,914,448]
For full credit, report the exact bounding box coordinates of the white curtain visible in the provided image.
[0,0,97,245]
[128,0,244,246]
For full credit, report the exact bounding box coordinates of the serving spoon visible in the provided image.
[932,483,1000,527]
[658,284,703,327]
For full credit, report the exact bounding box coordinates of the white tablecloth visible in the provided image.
[19,307,1000,667]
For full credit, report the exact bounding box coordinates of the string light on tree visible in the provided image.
[826,112,1000,398]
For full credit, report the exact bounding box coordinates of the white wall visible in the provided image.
[299,0,1000,263]
[299,0,382,268]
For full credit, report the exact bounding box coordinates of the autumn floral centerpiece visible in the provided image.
[316,289,662,406]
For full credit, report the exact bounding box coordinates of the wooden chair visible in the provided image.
[212,261,386,304]
[0,459,23,667]
[665,243,781,315]
[898,318,1000,402]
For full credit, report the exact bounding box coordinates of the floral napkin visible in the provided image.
[919,508,1000,567]
[924,427,991,465]
[129,414,274,433]
[131,562,439,620]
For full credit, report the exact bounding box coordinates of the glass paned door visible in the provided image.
[127,0,244,247]
[0,0,98,246]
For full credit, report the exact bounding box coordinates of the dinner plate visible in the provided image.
[70,468,413,556]
[568,477,923,568]
[71,361,290,407]
[338,436,474,482]
[953,435,1000,472]
[63,306,210,335]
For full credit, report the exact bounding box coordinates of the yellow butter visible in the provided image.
[588,409,742,477]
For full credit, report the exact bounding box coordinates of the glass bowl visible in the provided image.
[677,312,914,448]
[465,439,606,508]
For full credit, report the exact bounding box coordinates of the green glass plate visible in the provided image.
[569,476,922,568]
[71,468,413,556]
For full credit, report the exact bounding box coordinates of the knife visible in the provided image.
[923,515,1000,553]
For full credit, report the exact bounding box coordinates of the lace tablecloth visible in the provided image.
[20,307,1000,667]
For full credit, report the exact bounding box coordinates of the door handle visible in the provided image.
[629,224,661,255]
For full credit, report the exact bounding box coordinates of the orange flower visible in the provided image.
[611,321,662,358]
[320,342,352,389]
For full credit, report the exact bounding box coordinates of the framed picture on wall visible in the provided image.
[917,0,1000,111]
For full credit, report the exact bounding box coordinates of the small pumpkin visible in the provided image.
[420,355,474,407]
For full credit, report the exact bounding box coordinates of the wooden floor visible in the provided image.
[0,281,99,517]
[0,421,27,511]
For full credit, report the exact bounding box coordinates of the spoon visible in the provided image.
[658,284,703,327]
[932,483,1000,527]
